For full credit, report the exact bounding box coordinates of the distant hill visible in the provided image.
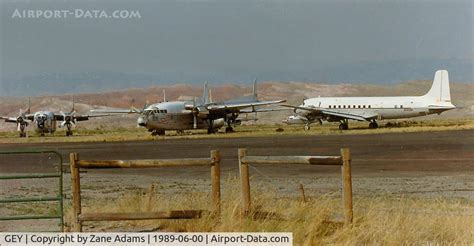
[1,58,472,96]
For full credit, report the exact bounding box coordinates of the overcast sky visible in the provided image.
[0,0,472,88]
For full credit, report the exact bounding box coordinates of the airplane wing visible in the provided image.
[282,104,377,121]
[1,114,34,123]
[73,114,117,122]
[89,107,143,114]
[53,113,118,122]
[239,107,291,113]
[320,110,376,121]
[0,116,19,123]
[206,100,286,111]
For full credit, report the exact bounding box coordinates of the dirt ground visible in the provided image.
[0,130,473,231]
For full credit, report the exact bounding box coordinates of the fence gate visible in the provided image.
[0,150,64,232]
[69,150,221,232]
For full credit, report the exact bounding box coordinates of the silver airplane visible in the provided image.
[1,98,110,137]
[283,70,456,130]
[92,81,285,136]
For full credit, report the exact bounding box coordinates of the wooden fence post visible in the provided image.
[146,183,156,212]
[69,152,82,232]
[341,148,353,225]
[238,148,251,214]
[299,183,307,203]
[210,150,221,214]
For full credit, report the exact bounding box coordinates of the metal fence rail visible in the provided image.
[0,150,64,232]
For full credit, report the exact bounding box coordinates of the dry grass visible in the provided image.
[70,179,474,245]
[1,119,473,144]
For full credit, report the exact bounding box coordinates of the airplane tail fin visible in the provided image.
[424,70,451,102]
[70,96,76,113]
[202,81,210,104]
[26,97,31,114]
[253,79,258,99]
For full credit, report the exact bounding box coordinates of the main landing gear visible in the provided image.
[339,119,349,130]
[225,119,234,133]
[151,129,165,136]
[368,121,378,129]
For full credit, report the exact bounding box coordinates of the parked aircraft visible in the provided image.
[91,81,285,135]
[1,98,110,137]
[283,70,456,130]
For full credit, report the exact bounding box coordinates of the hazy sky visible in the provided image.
[0,0,472,87]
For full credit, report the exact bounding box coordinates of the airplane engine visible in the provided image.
[195,106,210,119]
[283,115,305,124]
[213,118,225,128]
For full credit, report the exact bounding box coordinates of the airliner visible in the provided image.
[283,70,456,130]
[91,81,285,135]
[1,98,110,137]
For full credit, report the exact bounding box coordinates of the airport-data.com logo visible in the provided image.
[11,9,142,19]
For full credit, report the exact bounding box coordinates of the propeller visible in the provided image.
[59,110,76,128]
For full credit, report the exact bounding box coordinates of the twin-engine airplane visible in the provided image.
[92,81,285,136]
[283,70,456,130]
[1,98,110,137]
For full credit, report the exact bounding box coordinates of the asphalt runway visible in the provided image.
[0,130,473,178]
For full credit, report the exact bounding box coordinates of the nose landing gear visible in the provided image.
[66,123,73,136]
[18,124,27,138]
[207,119,217,134]
[304,123,311,131]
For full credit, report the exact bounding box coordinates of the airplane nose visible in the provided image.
[137,117,147,127]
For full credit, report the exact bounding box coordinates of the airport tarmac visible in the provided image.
[0,129,472,177]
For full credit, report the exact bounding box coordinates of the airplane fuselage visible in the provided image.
[137,101,224,131]
[33,111,57,134]
[299,95,454,122]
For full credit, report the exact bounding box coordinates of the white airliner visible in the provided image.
[283,70,456,130]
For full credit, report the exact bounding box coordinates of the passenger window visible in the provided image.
[368,105,371,108]
[353,105,356,108]
[329,105,331,108]
[394,105,397,108]
[343,105,346,108]
[358,105,361,108]
[363,105,366,108]
[338,105,341,108]
[400,105,403,108]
